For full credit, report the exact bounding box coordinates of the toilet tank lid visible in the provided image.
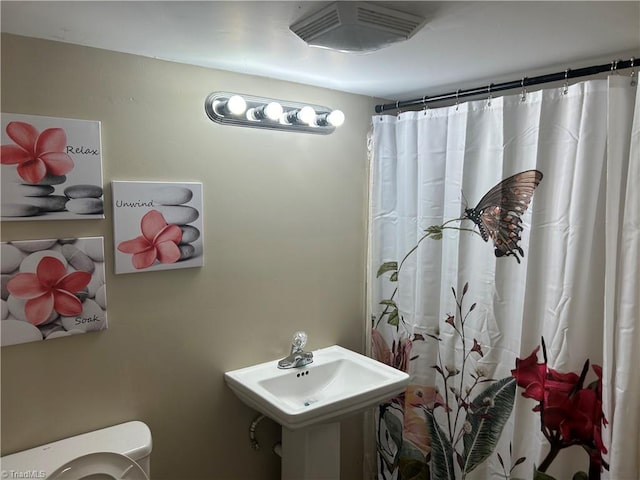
[0,421,152,474]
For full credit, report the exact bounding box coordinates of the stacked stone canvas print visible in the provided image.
[1,237,107,347]
[1,113,104,220]
[112,181,204,274]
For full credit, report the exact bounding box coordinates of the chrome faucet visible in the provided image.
[278,331,313,369]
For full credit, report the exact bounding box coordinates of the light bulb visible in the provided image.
[226,95,247,115]
[263,102,283,120]
[284,106,317,125]
[247,102,283,122]
[315,109,345,127]
[327,110,345,127]
[298,106,316,125]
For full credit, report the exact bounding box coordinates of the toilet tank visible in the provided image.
[0,421,152,478]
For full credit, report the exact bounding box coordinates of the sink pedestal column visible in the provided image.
[281,422,340,480]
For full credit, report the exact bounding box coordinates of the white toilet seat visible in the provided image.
[48,452,149,480]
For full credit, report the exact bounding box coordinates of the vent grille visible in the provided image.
[290,4,341,43]
[290,2,426,53]
[292,8,341,42]
[356,6,424,37]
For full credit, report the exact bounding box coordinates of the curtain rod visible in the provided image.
[375,57,636,113]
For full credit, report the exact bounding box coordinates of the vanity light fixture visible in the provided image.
[205,92,344,134]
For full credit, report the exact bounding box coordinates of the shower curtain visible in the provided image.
[369,76,638,480]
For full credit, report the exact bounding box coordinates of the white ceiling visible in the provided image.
[1,1,639,101]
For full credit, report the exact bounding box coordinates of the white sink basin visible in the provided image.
[224,345,409,430]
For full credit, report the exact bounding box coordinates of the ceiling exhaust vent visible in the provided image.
[290,2,426,53]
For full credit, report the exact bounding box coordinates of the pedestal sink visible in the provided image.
[224,345,409,479]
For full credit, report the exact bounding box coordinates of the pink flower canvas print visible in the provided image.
[1,113,103,221]
[112,181,204,274]
[1,237,107,347]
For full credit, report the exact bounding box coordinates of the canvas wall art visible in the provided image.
[1,237,107,347]
[1,113,104,221]
[112,181,204,274]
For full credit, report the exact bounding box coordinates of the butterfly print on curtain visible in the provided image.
[464,169,543,263]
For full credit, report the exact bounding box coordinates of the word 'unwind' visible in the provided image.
[115,200,154,208]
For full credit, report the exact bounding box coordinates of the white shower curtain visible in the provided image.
[369,76,638,480]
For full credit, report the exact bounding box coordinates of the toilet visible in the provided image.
[0,421,152,479]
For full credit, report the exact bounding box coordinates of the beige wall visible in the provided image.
[1,34,375,479]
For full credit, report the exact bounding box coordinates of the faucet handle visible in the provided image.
[291,331,307,351]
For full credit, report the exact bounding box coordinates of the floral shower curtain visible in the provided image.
[369,76,638,480]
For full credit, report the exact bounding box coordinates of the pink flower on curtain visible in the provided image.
[117,210,183,269]
[1,121,74,184]
[7,256,91,326]
[471,338,484,356]
[403,384,447,454]
[372,328,412,372]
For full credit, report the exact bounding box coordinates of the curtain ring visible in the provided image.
[422,95,429,111]
[395,100,402,115]
[611,59,620,73]
[520,77,527,102]
[455,89,460,110]
[486,83,493,106]
[563,69,570,95]
[631,57,637,87]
